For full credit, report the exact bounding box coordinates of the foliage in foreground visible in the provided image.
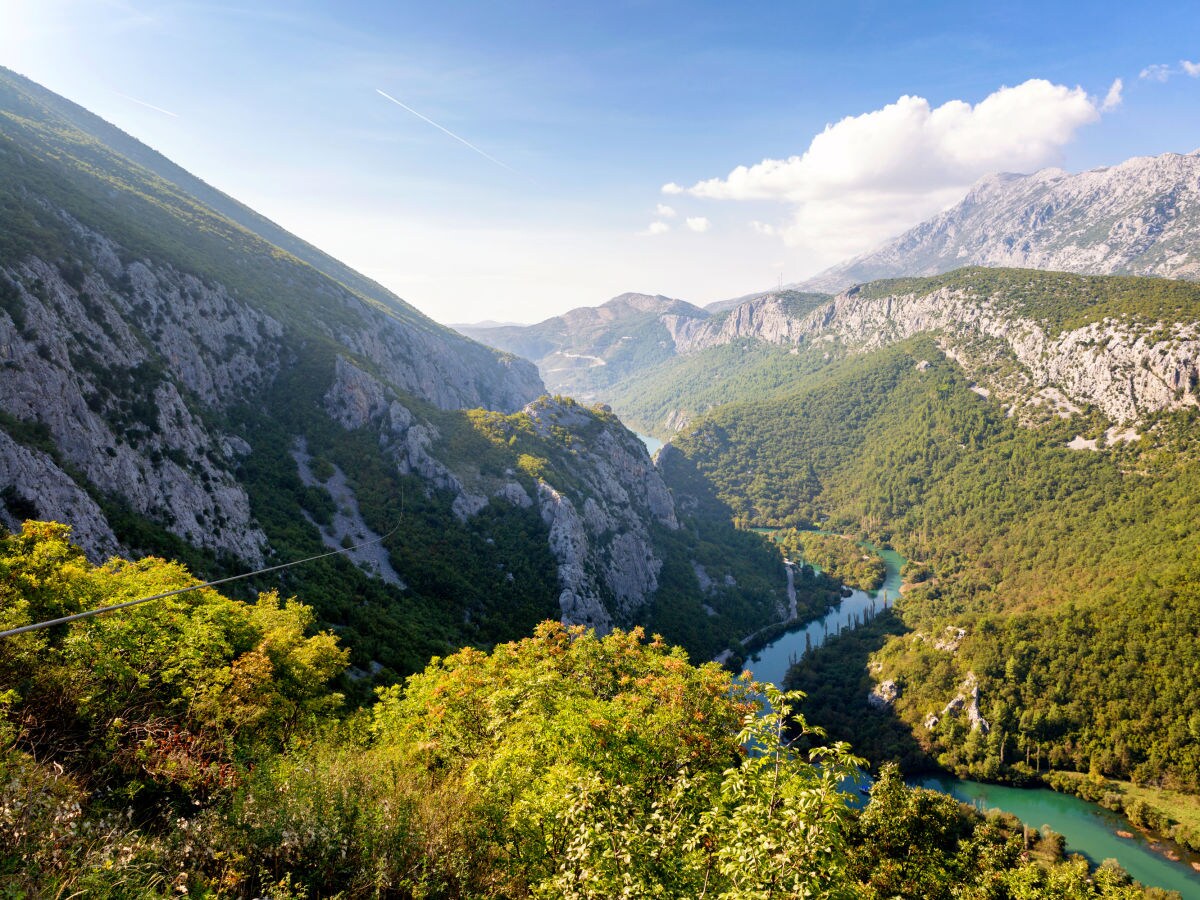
[0,523,1172,897]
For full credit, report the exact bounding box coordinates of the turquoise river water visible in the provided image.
[741,534,1200,896]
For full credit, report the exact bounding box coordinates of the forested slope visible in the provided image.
[0,67,793,676]
[668,337,1200,807]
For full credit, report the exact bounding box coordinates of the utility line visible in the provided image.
[0,523,401,640]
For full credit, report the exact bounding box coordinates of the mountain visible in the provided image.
[799,151,1200,292]
[457,292,711,399]
[461,289,832,425]
[605,268,1200,436]
[651,267,1200,802]
[0,67,794,673]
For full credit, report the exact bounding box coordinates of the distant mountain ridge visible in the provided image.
[603,267,1200,437]
[460,289,833,402]
[799,150,1200,292]
[457,292,711,399]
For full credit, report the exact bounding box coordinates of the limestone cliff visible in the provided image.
[320,364,688,631]
[662,270,1200,430]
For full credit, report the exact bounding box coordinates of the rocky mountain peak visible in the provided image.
[798,150,1200,293]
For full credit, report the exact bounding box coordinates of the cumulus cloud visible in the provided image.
[1101,77,1123,111]
[685,216,711,232]
[1140,64,1172,82]
[751,221,778,237]
[656,203,678,218]
[672,78,1106,260]
[661,182,685,195]
[640,221,670,236]
[1183,60,1200,77]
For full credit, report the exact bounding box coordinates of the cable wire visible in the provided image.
[0,524,401,639]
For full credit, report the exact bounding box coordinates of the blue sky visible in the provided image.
[3,1,1199,323]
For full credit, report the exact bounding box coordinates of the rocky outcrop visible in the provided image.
[666,282,1200,426]
[336,309,542,413]
[934,672,990,734]
[801,151,1200,292]
[665,295,809,353]
[320,370,687,629]
[0,430,119,559]
[536,482,612,631]
[523,397,680,626]
[0,236,272,564]
[868,679,900,710]
[323,358,492,522]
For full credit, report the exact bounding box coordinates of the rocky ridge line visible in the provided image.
[665,285,1200,426]
[800,150,1200,293]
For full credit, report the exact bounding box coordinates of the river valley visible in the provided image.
[742,534,1200,896]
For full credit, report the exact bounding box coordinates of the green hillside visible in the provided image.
[607,339,837,438]
[669,336,1200,807]
[0,523,1162,898]
[0,67,794,681]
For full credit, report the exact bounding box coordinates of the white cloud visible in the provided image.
[656,203,678,218]
[673,78,1105,260]
[640,221,670,236]
[1183,60,1200,77]
[661,182,684,195]
[751,221,778,237]
[1140,64,1172,82]
[685,216,711,233]
[1101,77,1123,111]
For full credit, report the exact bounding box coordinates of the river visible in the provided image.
[636,432,664,457]
[743,540,904,688]
[741,533,1200,896]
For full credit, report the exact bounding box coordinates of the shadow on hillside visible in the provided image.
[785,609,933,775]
[655,444,740,524]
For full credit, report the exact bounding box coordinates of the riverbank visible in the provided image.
[1045,771,1200,863]
[762,537,1200,895]
[919,775,1200,895]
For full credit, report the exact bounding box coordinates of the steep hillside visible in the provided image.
[800,151,1200,292]
[458,292,711,400]
[0,69,791,673]
[667,331,1200,800]
[610,268,1200,436]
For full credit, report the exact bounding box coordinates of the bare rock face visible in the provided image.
[665,296,809,354]
[519,397,683,626]
[667,281,1200,427]
[937,672,990,734]
[324,357,493,523]
[0,430,119,559]
[536,482,613,632]
[868,679,900,710]
[336,309,542,413]
[325,356,390,429]
[805,287,1200,423]
[801,151,1200,292]
[0,233,273,564]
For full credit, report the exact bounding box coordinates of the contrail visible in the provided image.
[375,88,521,177]
[113,91,179,118]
